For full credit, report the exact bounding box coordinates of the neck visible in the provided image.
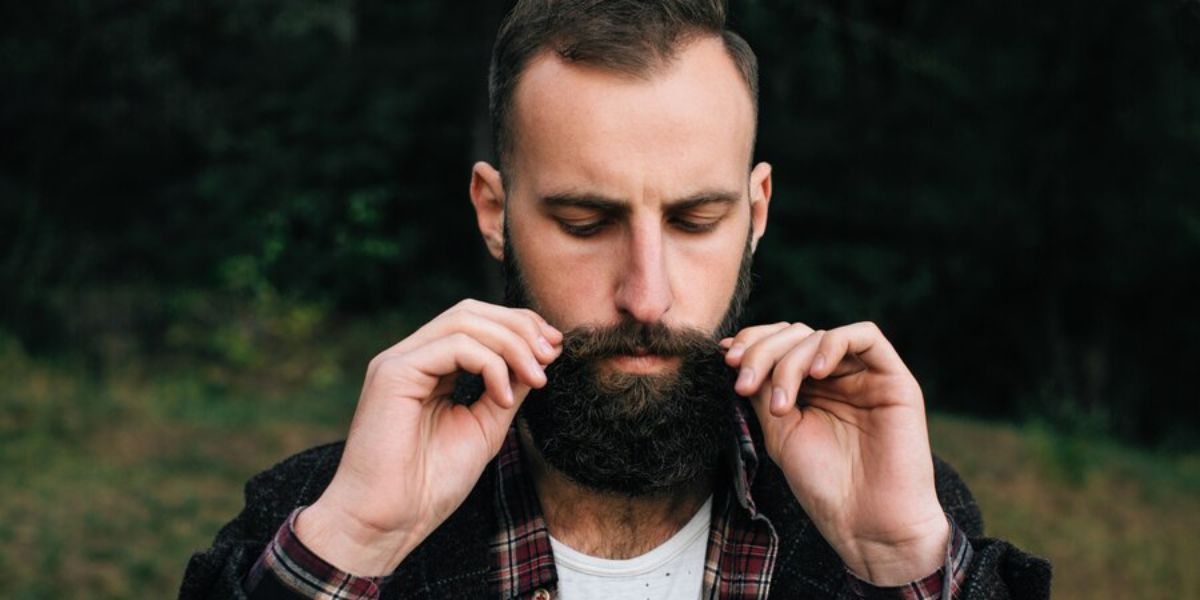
[518,421,714,560]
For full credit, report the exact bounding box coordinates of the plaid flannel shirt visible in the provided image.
[245,401,972,599]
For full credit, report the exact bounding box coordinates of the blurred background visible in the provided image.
[1,0,1198,597]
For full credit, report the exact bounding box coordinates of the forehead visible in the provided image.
[508,35,756,201]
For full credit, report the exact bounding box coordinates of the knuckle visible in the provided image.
[484,353,507,375]
[369,354,404,377]
[496,321,529,345]
[519,313,543,336]
[776,350,805,376]
[771,364,797,386]
[816,330,836,347]
[500,337,530,361]
[743,346,774,367]
[449,298,485,317]
[448,331,474,348]
[367,353,386,371]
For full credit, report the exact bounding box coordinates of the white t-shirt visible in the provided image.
[548,495,713,600]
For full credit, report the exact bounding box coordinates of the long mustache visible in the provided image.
[560,321,724,362]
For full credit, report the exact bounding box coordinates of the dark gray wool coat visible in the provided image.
[180,408,1052,600]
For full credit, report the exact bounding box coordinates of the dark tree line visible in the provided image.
[2,0,1198,446]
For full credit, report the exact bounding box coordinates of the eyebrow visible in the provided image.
[539,189,742,213]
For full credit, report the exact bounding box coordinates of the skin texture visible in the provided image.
[296,34,948,586]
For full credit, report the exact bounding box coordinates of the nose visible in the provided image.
[613,220,673,324]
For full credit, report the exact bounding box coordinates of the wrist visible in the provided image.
[838,513,951,586]
[294,500,421,577]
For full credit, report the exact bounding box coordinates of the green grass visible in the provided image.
[1,335,1197,598]
[930,414,1200,598]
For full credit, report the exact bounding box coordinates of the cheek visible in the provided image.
[510,233,613,327]
[531,269,610,328]
[672,240,745,323]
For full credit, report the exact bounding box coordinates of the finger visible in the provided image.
[468,381,533,453]
[380,300,562,366]
[767,331,826,416]
[452,300,564,352]
[453,303,562,365]
[514,307,564,345]
[734,323,820,397]
[810,321,904,379]
[724,321,795,366]
[487,307,564,363]
[445,315,549,389]
[376,306,557,387]
[406,332,517,407]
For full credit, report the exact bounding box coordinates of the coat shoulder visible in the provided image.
[932,454,985,537]
[180,440,346,599]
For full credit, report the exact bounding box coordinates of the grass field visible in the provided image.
[1,332,1197,599]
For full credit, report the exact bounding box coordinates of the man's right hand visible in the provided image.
[294,300,562,576]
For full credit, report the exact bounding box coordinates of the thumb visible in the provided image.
[468,382,532,454]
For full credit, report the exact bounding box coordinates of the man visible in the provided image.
[181,1,1051,598]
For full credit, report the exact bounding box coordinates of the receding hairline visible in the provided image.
[501,32,759,189]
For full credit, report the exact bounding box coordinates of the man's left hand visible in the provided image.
[721,321,950,586]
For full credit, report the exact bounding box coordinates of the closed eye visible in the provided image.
[670,216,721,233]
[557,218,612,237]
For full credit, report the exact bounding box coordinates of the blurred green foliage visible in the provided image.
[1,0,1198,446]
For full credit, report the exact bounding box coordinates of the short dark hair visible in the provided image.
[488,0,759,176]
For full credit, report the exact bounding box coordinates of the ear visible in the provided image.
[748,161,772,254]
[470,161,506,261]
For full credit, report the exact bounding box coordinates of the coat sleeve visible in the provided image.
[933,456,1053,599]
[178,442,344,600]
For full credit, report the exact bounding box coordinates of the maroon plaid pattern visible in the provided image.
[488,426,558,597]
[248,400,973,599]
[698,402,779,599]
[246,507,388,599]
[846,514,974,599]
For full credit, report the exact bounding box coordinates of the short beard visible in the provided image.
[502,225,754,497]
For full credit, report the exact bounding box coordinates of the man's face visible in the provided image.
[487,34,770,348]
[470,35,772,495]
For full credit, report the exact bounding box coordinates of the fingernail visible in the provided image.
[812,354,826,373]
[771,387,787,412]
[736,367,754,389]
[728,344,745,360]
[537,336,553,355]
